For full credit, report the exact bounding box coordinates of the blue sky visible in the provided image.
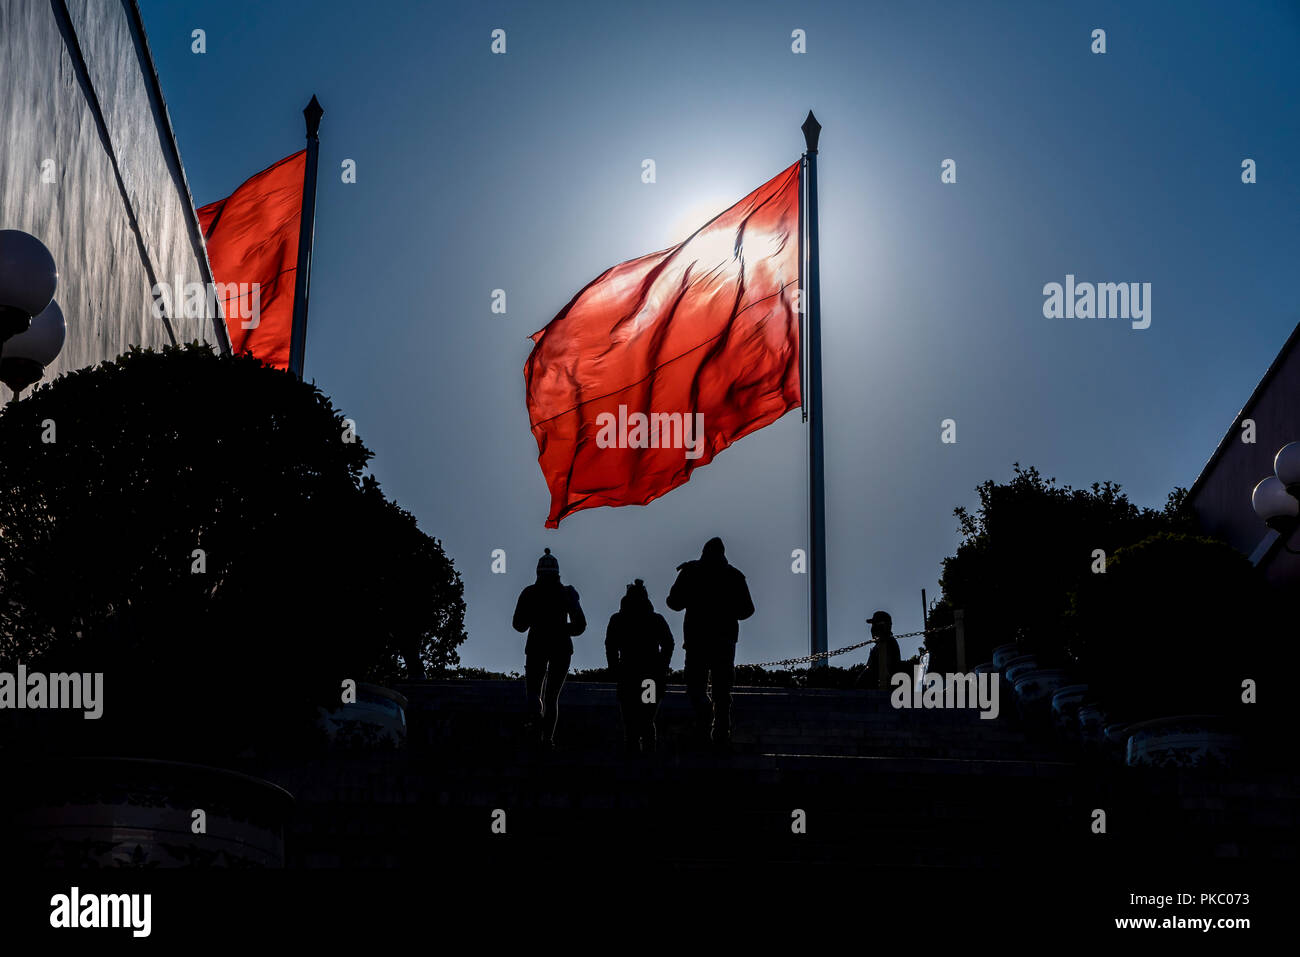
[140,0,1300,672]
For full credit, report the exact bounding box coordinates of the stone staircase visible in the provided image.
[237,679,1295,874]
[404,679,1063,761]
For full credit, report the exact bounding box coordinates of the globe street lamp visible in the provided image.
[1274,441,1300,494]
[1251,441,1300,554]
[0,300,66,395]
[0,230,58,348]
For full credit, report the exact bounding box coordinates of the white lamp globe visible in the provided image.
[1252,475,1299,530]
[0,299,65,394]
[0,229,58,320]
[1274,441,1300,491]
[2,299,65,365]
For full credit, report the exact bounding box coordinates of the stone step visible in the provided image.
[398,680,1057,760]
[255,748,1095,868]
[229,681,1297,869]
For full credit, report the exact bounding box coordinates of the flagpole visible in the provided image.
[288,95,323,380]
[802,111,828,668]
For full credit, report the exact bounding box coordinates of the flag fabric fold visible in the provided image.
[525,161,803,527]
[197,150,306,370]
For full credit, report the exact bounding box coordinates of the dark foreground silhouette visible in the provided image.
[667,537,755,747]
[862,610,903,690]
[605,579,674,752]
[512,548,586,747]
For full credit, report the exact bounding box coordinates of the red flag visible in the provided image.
[196,150,306,370]
[525,161,802,528]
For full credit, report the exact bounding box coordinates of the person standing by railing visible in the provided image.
[864,611,902,691]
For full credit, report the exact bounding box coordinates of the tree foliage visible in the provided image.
[1068,532,1268,720]
[932,464,1193,667]
[0,344,465,757]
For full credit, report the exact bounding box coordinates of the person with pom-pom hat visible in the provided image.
[512,548,586,748]
[605,579,675,753]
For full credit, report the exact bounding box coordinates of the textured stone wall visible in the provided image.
[0,0,224,406]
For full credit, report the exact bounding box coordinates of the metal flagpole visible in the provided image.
[288,95,323,380]
[802,111,828,667]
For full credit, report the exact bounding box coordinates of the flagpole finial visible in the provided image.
[801,110,821,153]
[304,95,324,140]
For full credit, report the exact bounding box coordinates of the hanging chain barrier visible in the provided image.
[741,622,956,670]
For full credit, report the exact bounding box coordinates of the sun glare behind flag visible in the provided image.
[524,160,803,528]
[197,149,307,372]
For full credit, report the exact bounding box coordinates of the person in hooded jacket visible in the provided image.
[666,537,754,748]
[512,548,586,748]
[606,579,675,753]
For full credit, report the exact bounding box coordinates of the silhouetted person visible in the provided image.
[666,537,754,748]
[512,548,586,748]
[863,611,902,691]
[606,579,675,754]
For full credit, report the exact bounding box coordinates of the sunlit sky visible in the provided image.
[140,0,1300,672]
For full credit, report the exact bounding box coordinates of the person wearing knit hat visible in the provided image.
[512,548,586,748]
[605,579,675,754]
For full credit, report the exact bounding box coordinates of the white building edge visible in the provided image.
[1187,318,1300,587]
[0,0,229,409]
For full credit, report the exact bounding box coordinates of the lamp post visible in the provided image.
[1251,441,1300,554]
[0,230,58,348]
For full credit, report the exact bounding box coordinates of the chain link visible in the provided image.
[740,623,955,669]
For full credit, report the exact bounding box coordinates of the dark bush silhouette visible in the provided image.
[931,464,1193,667]
[1068,533,1267,721]
[0,344,465,759]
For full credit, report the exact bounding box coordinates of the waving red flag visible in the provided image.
[525,161,802,527]
[196,150,306,370]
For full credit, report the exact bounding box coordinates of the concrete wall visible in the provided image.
[1188,321,1300,586]
[0,0,225,405]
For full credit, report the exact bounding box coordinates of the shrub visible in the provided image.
[937,464,1193,667]
[0,344,465,759]
[1067,533,1267,721]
